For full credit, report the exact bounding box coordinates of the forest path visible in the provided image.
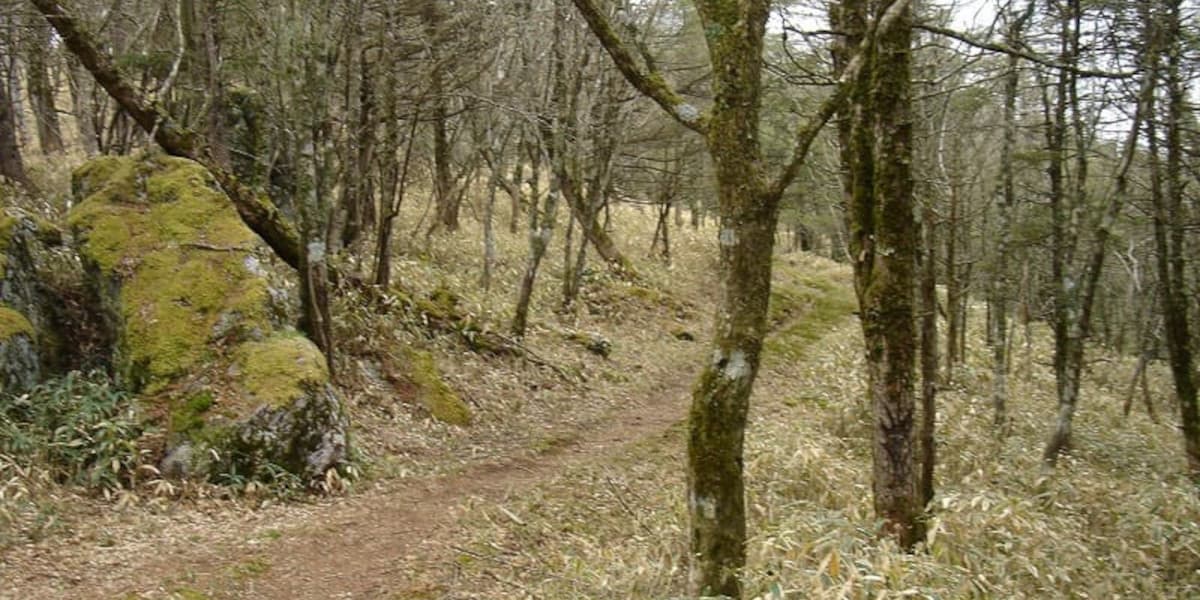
[2,346,700,600]
[199,372,693,600]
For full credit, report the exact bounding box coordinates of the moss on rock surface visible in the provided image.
[236,334,329,408]
[0,305,38,394]
[70,153,347,482]
[0,211,62,385]
[404,349,472,426]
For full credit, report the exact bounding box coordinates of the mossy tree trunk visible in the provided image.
[576,0,910,594]
[834,0,924,548]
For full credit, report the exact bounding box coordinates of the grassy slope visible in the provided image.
[3,159,1199,598]
[447,254,1200,599]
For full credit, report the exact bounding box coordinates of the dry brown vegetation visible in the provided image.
[2,158,1199,598]
[444,260,1200,599]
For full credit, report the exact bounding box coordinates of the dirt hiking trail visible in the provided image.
[2,357,698,600]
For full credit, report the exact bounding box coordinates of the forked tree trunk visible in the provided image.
[835,0,924,549]
[575,0,912,593]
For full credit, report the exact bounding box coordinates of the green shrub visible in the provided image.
[0,371,151,491]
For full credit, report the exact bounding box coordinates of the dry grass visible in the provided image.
[446,256,1200,599]
[4,158,1198,599]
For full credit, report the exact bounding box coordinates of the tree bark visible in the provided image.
[918,200,937,509]
[1151,0,1200,481]
[23,16,65,155]
[835,0,924,548]
[0,68,33,189]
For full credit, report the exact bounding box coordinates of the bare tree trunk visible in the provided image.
[0,67,33,189]
[944,177,961,374]
[1044,0,1152,466]
[23,17,65,154]
[990,4,1031,433]
[1151,0,1199,481]
[919,199,938,508]
[511,164,556,337]
[374,114,419,289]
[342,43,376,251]
[481,175,498,291]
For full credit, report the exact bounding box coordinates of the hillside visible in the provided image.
[2,185,1197,598]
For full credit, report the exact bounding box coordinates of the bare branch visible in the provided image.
[570,0,707,134]
[769,0,912,199]
[915,22,1136,79]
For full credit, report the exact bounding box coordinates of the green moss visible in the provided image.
[764,265,857,362]
[169,588,210,600]
[0,215,16,281]
[236,334,330,409]
[69,153,272,391]
[227,556,271,581]
[0,306,34,340]
[170,392,215,437]
[405,348,471,426]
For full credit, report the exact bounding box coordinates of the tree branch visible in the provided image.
[570,0,707,134]
[768,0,911,199]
[30,0,304,271]
[915,22,1136,79]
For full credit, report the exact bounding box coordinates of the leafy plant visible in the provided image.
[0,370,152,492]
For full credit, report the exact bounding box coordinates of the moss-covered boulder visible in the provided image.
[69,153,347,482]
[0,306,37,393]
[0,210,62,392]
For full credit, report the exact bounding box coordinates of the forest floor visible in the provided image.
[3,196,1199,599]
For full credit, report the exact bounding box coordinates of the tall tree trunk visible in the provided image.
[0,69,33,189]
[990,4,1031,433]
[944,175,961,374]
[23,17,65,155]
[374,115,419,289]
[918,199,938,508]
[1152,0,1200,481]
[574,0,912,593]
[423,0,457,233]
[836,0,924,548]
[1044,0,1149,465]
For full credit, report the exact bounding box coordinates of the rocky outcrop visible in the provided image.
[0,306,37,393]
[69,153,347,483]
[0,210,61,393]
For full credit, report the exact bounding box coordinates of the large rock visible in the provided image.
[0,210,61,393]
[69,153,347,483]
[0,306,37,394]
